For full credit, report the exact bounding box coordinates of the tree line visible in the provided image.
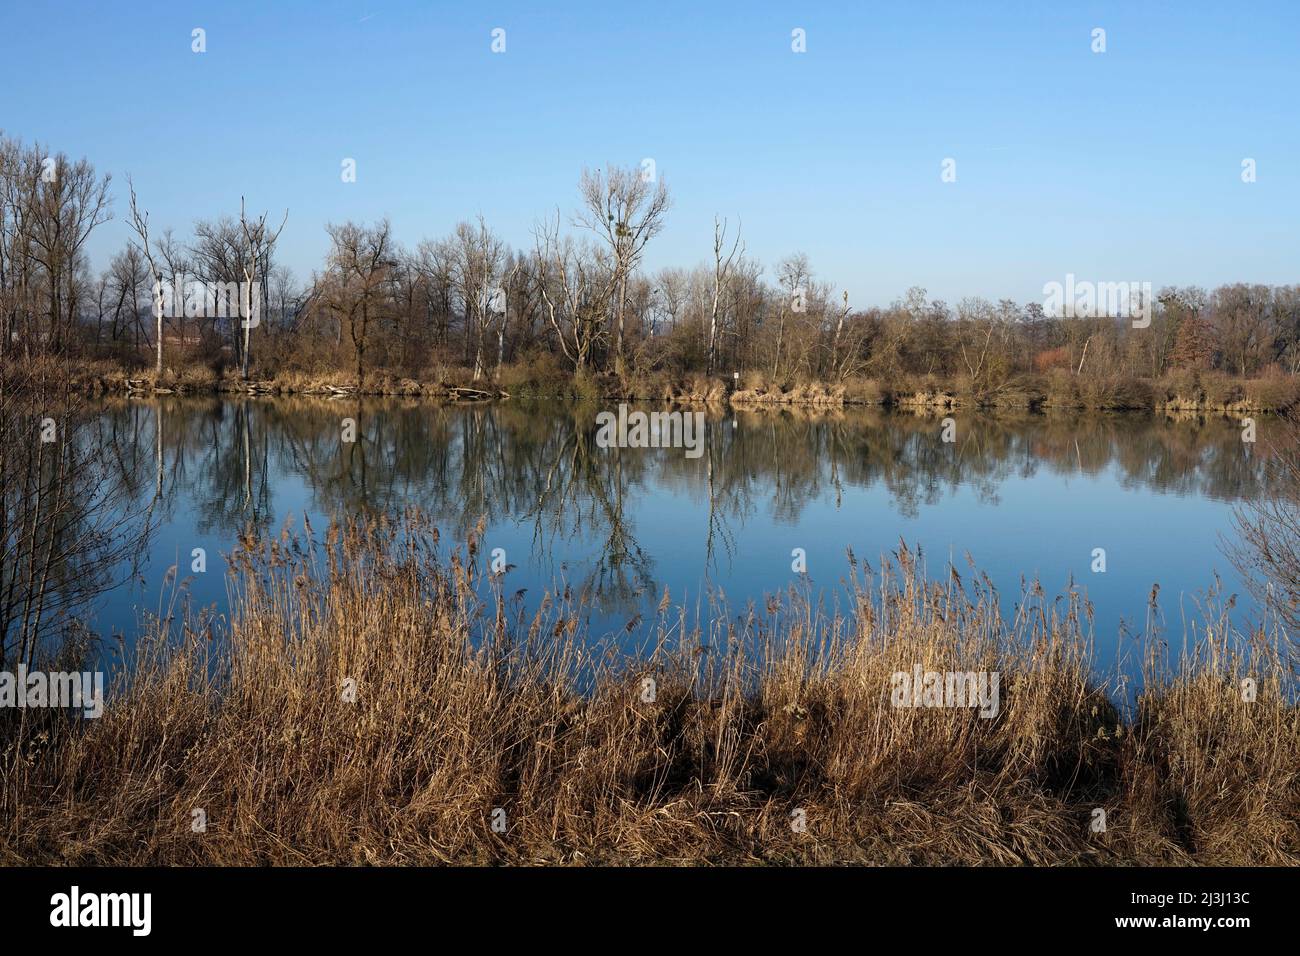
[3,132,1299,395]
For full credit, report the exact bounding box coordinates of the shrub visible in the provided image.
[496,350,570,398]
[841,377,883,405]
[1044,368,1080,407]
[1243,376,1300,412]
[1033,347,1072,374]
[1157,368,1201,405]
[1201,372,1244,408]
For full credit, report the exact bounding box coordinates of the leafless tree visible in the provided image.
[237,198,287,380]
[106,246,148,348]
[534,212,609,372]
[708,216,743,375]
[126,177,165,374]
[575,165,670,376]
[23,147,111,353]
[413,237,457,354]
[447,217,505,381]
[653,267,688,337]
[322,219,393,387]
[773,253,811,379]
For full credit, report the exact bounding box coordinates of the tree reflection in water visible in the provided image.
[79,397,1278,659]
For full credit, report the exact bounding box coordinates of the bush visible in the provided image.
[1033,346,1072,374]
[1044,368,1080,407]
[497,350,570,398]
[986,375,1047,409]
[1107,377,1153,410]
[1157,368,1201,405]
[1201,372,1243,408]
[841,377,883,405]
[1243,375,1300,412]
[570,367,602,404]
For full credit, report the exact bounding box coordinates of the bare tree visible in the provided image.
[773,253,811,379]
[707,216,743,375]
[105,245,148,348]
[237,198,287,380]
[190,216,243,351]
[448,217,505,381]
[155,229,190,355]
[575,165,670,376]
[534,212,609,373]
[322,219,393,387]
[126,177,164,374]
[493,252,538,379]
[413,237,457,354]
[0,136,35,358]
[829,290,853,380]
[24,147,112,353]
[653,267,688,337]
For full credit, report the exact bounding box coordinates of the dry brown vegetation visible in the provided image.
[2,516,1296,866]
[19,352,1300,418]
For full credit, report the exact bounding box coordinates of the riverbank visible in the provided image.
[2,517,1295,866]
[9,357,1300,414]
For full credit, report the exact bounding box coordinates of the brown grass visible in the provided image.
[1,517,1297,866]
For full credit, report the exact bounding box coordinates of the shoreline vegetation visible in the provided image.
[2,136,1299,420]
[2,517,1296,866]
[13,355,1300,415]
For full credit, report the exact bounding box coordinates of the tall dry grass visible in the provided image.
[1,516,1296,865]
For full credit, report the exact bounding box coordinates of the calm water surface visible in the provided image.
[84,397,1274,676]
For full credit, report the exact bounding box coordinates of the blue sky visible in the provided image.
[3,0,1297,306]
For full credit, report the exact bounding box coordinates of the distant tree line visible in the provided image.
[3,132,1299,393]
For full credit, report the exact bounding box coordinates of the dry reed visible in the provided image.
[2,515,1296,865]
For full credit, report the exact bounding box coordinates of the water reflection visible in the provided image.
[86,397,1277,656]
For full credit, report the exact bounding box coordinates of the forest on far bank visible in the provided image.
[3,132,1299,410]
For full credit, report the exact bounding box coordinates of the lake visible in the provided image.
[76,397,1274,678]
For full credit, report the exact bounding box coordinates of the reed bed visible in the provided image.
[2,515,1296,865]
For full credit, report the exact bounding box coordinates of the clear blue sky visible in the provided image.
[3,0,1297,306]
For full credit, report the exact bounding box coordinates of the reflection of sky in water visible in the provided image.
[87,399,1270,684]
